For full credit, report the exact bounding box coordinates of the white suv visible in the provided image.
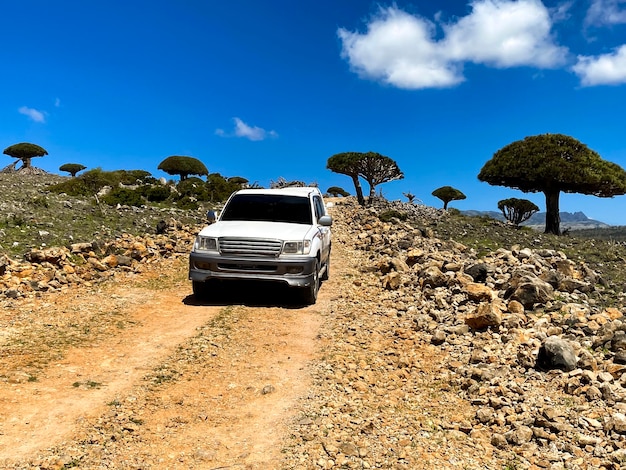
[189,187,332,304]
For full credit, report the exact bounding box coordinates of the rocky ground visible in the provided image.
[281,199,626,469]
[2,174,626,468]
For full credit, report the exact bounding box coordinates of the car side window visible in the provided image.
[313,196,325,221]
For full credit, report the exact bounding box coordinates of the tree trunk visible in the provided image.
[351,175,365,206]
[443,201,449,210]
[22,157,31,169]
[368,182,376,202]
[544,189,561,235]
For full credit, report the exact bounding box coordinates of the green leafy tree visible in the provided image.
[227,176,249,187]
[498,198,539,227]
[478,133,626,235]
[3,142,48,169]
[432,186,466,210]
[327,186,350,197]
[207,173,243,201]
[49,168,120,196]
[59,163,87,177]
[114,169,155,184]
[144,185,171,202]
[327,152,365,205]
[177,177,209,201]
[357,152,404,201]
[158,156,208,181]
[102,187,144,207]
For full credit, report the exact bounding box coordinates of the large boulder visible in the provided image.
[536,336,578,371]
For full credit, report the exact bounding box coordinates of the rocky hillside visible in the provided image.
[4,174,626,468]
[284,198,626,469]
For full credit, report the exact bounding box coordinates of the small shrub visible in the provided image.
[144,185,171,202]
[114,169,155,185]
[102,187,144,207]
[49,168,121,196]
[176,196,199,210]
[177,177,209,201]
[379,210,407,222]
[30,196,49,208]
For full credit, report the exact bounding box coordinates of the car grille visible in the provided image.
[219,237,282,257]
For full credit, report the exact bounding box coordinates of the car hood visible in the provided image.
[198,221,315,240]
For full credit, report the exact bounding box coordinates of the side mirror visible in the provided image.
[318,215,333,227]
[207,210,217,224]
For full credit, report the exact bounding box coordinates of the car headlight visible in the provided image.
[282,240,311,255]
[195,236,218,251]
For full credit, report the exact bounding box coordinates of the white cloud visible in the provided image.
[442,0,567,68]
[338,0,568,90]
[216,118,278,141]
[338,7,463,89]
[573,45,626,85]
[585,0,626,26]
[54,97,61,107]
[18,106,46,123]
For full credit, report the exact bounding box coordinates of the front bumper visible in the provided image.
[189,251,317,288]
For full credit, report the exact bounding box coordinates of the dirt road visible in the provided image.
[0,254,334,469]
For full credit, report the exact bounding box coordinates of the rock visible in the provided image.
[0,255,9,275]
[156,220,167,234]
[507,300,524,314]
[382,272,404,290]
[431,329,446,345]
[463,283,495,302]
[405,249,425,267]
[102,254,119,268]
[464,263,490,282]
[536,336,578,371]
[419,266,449,288]
[507,271,554,309]
[608,413,626,433]
[71,242,93,253]
[465,302,503,330]
[505,425,533,445]
[88,258,108,272]
[25,247,67,265]
[559,278,592,294]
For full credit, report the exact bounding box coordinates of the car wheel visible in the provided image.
[321,256,330,281]
[300,259,319,305]
[192,280,209,300]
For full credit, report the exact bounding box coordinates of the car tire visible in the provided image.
[321,256,330,281]
[192,280,209,300]
[300,259,319,305]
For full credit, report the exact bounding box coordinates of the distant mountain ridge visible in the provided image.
[461,210,610,229]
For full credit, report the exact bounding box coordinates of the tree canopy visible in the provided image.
[3,142,48,169]
[327,151,403,205]
[327,152,365,205]
[357,152,404,200]
[327,186,350,197]
[498,198,539,227]
[59,163,87,177]
[432,186,466,210]
[478,133,626,234]
[158,156,208,181]
[207,173,247,201]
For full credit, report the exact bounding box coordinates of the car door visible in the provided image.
[313,195,331,262]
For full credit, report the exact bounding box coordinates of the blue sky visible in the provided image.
[3,1,626,225]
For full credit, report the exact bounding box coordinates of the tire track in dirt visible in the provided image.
[0,285,225,461]
[0,253,334,468]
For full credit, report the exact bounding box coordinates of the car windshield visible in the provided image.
[221,194,312,225]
